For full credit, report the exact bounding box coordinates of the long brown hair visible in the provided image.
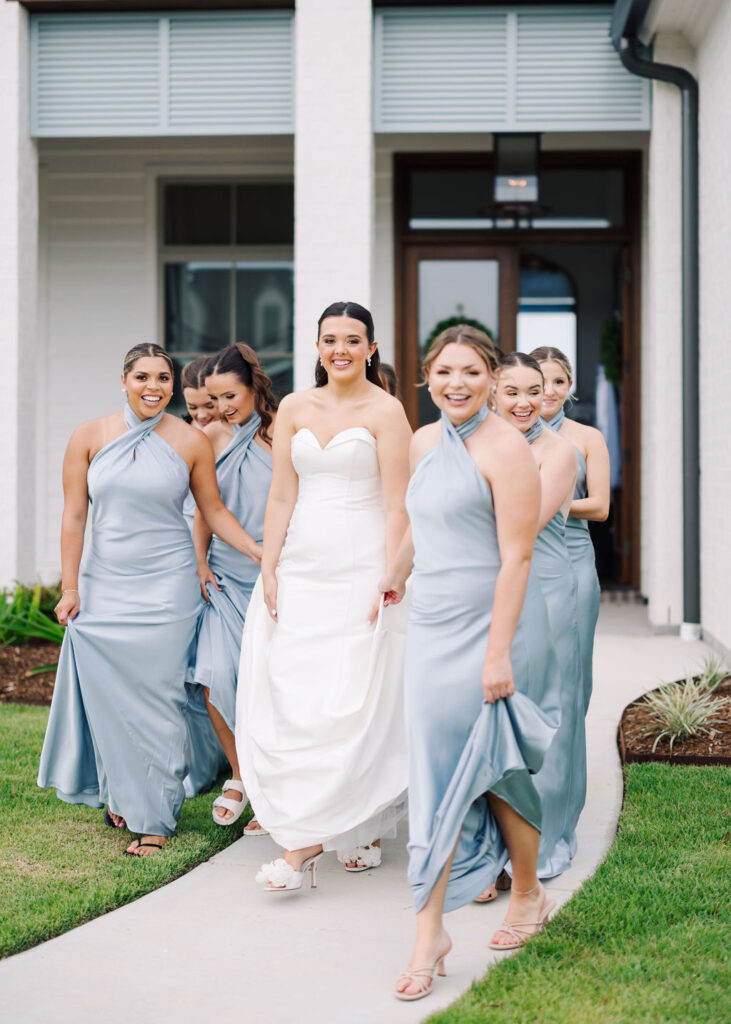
[205,343,278,444]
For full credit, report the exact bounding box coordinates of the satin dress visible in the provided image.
[523,419,585,878]
[235,426,409,856]
[405,407,561,913]
[38,405,200,836]
[188,412,271,734]
[545,408,601,713]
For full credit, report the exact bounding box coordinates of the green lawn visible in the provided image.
[0,703,248,958]
[429,763,731,1024]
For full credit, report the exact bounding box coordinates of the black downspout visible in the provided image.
[615,35,701,631]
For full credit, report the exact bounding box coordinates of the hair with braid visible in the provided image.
[204,343,278,444]
[314,301,384,389]
[123,343,174,377]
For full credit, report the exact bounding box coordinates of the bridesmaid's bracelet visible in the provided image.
[62,589,79,594]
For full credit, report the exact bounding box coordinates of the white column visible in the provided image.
[293,0,374,390]
[0,4,38,585]
[640,33,693,629]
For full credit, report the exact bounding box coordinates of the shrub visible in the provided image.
[697,652,728,693]
[0,584,65,647]
[642,676,730,752]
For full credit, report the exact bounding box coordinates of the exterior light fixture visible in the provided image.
[493,133,541,211]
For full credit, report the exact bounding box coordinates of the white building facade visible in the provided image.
[1,0,729,654]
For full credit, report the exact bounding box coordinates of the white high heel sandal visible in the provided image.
[338,844,382,873]
[256,852,322,892]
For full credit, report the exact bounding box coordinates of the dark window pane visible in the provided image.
[259,354,294,401]
[164,262,231,354]
[164,184,232,245]
[535,170,624,229]
[235,263,293,356]
[410,168,493,223]
[236,184,294,244]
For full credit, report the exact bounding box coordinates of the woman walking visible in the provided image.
[495,351,585,880]
[235,301,412,887]
[188,344,276,833]
[38,344,264,856]
[533,346,609,712]
[377,326,560,1001]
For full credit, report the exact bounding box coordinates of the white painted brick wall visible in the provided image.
[697,1,731,650]
[293,0,374,390]
[639,34,690,628]
[35,136,293,581]
[0,4,38,586]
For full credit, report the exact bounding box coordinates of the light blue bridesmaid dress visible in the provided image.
[188,412,271,733]
[38,405,201,836]
[405,407,561,913]
[545,408,601,712]
[523,419,586,879]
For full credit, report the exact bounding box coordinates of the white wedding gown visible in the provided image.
[235,427,409,855]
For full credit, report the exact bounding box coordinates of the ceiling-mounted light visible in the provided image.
[493,133,541,208]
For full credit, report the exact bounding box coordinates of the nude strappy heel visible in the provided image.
[394,953,448,1002]
[488,882,555,950]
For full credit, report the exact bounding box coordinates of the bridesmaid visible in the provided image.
[189,344,276,833]
[495,351,586,880]
[38,344,264,856]
[182,357,219,428]
[532,346,609,712]
[378,325,561,1001]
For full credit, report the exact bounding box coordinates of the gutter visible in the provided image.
[611,1,701,639]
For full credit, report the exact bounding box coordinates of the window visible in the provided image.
[517,259,577,385]
[160,181,294,408]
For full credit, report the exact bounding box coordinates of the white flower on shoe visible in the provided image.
[337,845,382,868]
[256,858,293,887]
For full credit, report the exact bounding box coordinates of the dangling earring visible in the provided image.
[319,357,323,367]
[367,355,372,367]
[122,388,127,396]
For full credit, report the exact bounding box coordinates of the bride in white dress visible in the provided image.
[235,301,412,890]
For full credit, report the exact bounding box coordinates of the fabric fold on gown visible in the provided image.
[405,408,561,914]
[235,426,409,855]
[38,404,200,836]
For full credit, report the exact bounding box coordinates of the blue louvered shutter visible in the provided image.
[374,6,650,133]
[30,12,294,137]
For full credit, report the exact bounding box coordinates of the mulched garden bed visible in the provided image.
[619,676,731,766]
[0,641,59,705]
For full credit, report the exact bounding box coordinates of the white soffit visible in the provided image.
[374,5,651,133]
[30,11,294,137]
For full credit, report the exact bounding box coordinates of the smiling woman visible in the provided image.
[37,343,264,859]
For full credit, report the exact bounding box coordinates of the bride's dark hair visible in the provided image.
[314,301,384,389]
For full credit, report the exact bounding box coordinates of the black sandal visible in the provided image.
[123,838,166,857]
[104,808,126,829]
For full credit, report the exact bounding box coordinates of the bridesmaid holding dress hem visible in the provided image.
[378,326,561,1002]
[38,344,263,856]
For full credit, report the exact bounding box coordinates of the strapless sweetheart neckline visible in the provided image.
[293,426,377,450]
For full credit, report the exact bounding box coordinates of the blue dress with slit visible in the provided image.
[404,407,561,913]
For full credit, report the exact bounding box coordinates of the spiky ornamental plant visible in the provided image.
[0,584,65,647]
[697,653,729,693]
[642,677,730,752]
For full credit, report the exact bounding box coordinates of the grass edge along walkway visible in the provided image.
[1,703,249,959]
[427,762,731,1024]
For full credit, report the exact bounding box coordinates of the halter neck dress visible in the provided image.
[522,419,586,878]
[38,405,200,836]
[404,408,561,913]
[187,413,272,775]
[545,408,601,713]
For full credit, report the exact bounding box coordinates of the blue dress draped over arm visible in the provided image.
[37,405,201,836]
[404,409,561,913]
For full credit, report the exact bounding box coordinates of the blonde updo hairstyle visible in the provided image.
[422,324,500,384]
[530,345,573,383]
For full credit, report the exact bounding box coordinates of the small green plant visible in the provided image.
[0,584,65,647]
[697,652,729,692]
[642,676,730,752]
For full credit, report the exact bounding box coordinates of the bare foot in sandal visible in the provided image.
[124,836,168,857]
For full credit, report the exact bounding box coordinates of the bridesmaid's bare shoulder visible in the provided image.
[67,412,125,462]
[411,421,442,467]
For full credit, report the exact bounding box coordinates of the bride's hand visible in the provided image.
[368,574,405,624]
[262,571,278,621]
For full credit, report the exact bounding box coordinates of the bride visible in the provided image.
[235,301,412,890]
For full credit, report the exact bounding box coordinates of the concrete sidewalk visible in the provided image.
[0,605,709,1024]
